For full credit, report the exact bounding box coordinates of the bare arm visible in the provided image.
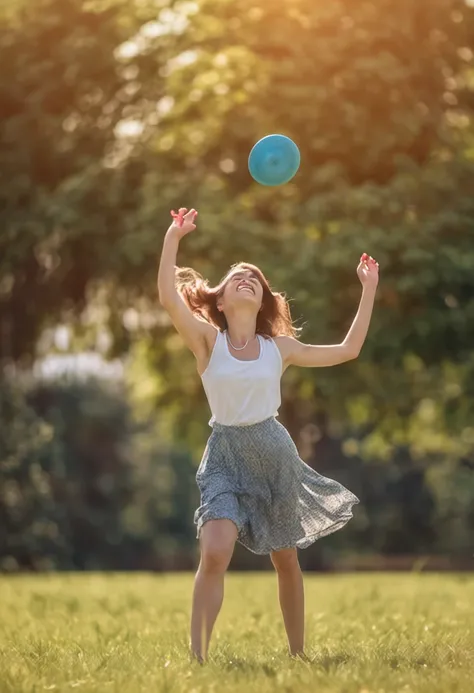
[157,208,216,362]
[277,254,379,369]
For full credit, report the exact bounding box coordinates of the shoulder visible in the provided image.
[274,335,300,355]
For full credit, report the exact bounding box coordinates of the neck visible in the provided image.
[225,311,257,347]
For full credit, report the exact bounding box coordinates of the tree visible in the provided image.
[0,0,165,363]
[0,377,197,571]
[2,0,474,558]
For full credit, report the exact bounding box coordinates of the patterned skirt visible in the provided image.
[194,417,359,555]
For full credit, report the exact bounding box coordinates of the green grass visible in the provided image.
[0,572,473,693]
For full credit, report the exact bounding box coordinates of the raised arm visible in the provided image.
[277,254,379,369]
[158,208,216,367]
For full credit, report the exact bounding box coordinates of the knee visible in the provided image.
[200,541,233,575]
[271,549,300,575]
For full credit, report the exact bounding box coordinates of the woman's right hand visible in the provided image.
[159,205,215,372]
[168,207,198,239]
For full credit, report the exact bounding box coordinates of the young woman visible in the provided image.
[158,207,379,662]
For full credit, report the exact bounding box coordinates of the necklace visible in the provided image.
[226,332,254,351]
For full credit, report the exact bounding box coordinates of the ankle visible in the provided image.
[290,650,310,661]
[190,649,205,664]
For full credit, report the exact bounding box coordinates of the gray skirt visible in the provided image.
[194,417,359,555]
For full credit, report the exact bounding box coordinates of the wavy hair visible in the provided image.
[175,262,298,338]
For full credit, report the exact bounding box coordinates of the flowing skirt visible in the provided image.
[194,417,359,555]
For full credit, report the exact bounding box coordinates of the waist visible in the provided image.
[211,415,277,431]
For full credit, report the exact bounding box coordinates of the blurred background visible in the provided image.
[1,0,474,574]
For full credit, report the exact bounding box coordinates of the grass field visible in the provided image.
[0,572,473,693]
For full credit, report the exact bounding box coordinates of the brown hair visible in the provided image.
[175,262,299,338]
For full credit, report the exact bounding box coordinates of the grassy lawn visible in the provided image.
[0,572,472,692]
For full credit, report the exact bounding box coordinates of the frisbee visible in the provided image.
[248,134,300,186]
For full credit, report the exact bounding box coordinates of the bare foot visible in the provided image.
[290,651,312,663]
[190,651,205,665]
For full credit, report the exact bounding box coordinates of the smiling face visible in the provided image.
[217,268,264,314]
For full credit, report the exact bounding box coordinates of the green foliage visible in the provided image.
[1,377,472,570]
[114,0,474,459]
[0,0,165,361]
[0,378,197,571]
[2,0,474,367]
[0,377,69,569]
[1,0,474,563]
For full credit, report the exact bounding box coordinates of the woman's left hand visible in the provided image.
[357,253,379,288]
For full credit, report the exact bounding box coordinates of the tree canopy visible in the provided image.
[2,1,473,362]
[1,1,474,564]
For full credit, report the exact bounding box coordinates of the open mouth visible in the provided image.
[237,283,255,295]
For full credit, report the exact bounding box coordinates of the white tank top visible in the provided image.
[201,330,283,427]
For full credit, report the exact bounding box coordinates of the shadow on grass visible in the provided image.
[208,650,354,674]
[211,656,278,677]
[309,651,353,671]
[198,648,454,675]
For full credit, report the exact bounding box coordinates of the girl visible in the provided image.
[157,207,379,662]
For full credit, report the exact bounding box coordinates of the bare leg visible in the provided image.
[190,519,237,661]
[271,548,305,656]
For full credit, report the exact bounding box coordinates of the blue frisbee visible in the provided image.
[248,134,300,186]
